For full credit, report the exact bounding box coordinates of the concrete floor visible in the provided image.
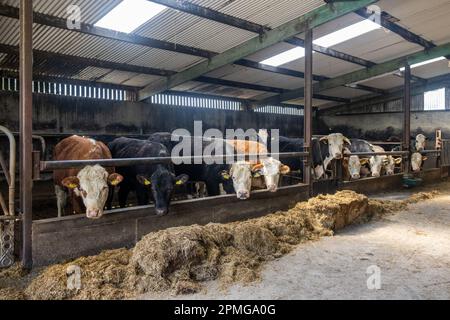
[140,191,450,300]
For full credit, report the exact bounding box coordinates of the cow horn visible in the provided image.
[319,136,328,142]
[344,137,351,145]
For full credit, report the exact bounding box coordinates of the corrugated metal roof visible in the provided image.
[1,0,450,103]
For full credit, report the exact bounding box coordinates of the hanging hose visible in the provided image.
[0,125,16,216]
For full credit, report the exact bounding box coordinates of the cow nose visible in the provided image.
[86,209,102,219]
[155,208,168,216]
[237,191,249,200]
[352,174,360,179]
[267,185,277,192]
[372,172,380,178]
[335,153,342,159]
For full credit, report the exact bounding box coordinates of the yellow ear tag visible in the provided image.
[68,183,77,189]
[175,180,183,185]
[144,179,151,186]
[222,174,230,180]
[110,179,119,186]
[253,173,261,178]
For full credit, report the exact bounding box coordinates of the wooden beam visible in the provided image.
[260,41,450,105]
[138,0,377,100]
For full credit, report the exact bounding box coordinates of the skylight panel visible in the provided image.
[260,47,306,67]
[399,57,446,71]
[313,19,381,48]
[260,19,381,67]
[95,0,166,33]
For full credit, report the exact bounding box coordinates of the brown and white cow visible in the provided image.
[225,140,289,199]
[53,135,123,219]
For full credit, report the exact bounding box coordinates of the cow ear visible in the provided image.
[422,156,428,161]
[108,173,123,186]
[360,158,369,165]
[175,174,189,185]
[136,175,151,186]
[219,170,231,181]
[279,164,290,175]
[394,157,402,164]
[62,176,80,189]
[251,163,264,172]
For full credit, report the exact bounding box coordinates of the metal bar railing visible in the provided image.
[347,151,409,157]
[0,125,16,216]
[419,150,442,155]
[40,152,309,171]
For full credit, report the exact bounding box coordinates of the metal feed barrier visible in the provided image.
[0,125,16,268]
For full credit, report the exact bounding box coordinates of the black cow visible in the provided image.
[108,137,188,216]
[148,133,234,196]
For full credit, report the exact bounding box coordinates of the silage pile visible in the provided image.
[8,190,439,299]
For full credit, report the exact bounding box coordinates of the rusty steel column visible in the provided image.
[303,28,313,196]
[403,63,411,174]
[19,0,33,269]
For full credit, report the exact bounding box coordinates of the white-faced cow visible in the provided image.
[415,134,427,151]
[53,135,123,219]
[313,133,352,179]
[411,152,428,172]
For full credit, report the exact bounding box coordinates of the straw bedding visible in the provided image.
[1,190,439,300]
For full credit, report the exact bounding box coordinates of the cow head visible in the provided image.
[347,155,362,180]
[251,158,290,192]
[230,161,253,200]
[218,169,235,194]
[415,134,427,151]
[411,152,427,172]
[383,156,402,175]
[62,165,123,219]
[320,133,351,160]
[369,155,384,177]
[137,167,188,216]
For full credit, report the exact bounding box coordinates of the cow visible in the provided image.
[53,135,123,219]
[313,133,351,179]
[411,152,428,172]
[148,133,235,197]
[343,155,362,180]
[270,134,351,180]
[108,137,188,216]
[149,133,289,198]
[391,133,428,152]
[415,133,427,151]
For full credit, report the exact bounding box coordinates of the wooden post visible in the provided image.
[403,63,411,175]
[303,28,313,196]
[19,0,33,269]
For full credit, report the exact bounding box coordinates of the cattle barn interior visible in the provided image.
[1,0,450,285]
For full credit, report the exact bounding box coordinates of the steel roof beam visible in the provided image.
[138,0,377,100]
[258,41,450,105]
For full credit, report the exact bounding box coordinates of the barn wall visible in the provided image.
[318,85,450,140]
[0,91,304,137]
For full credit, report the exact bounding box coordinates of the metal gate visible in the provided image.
[441,139,450,167]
